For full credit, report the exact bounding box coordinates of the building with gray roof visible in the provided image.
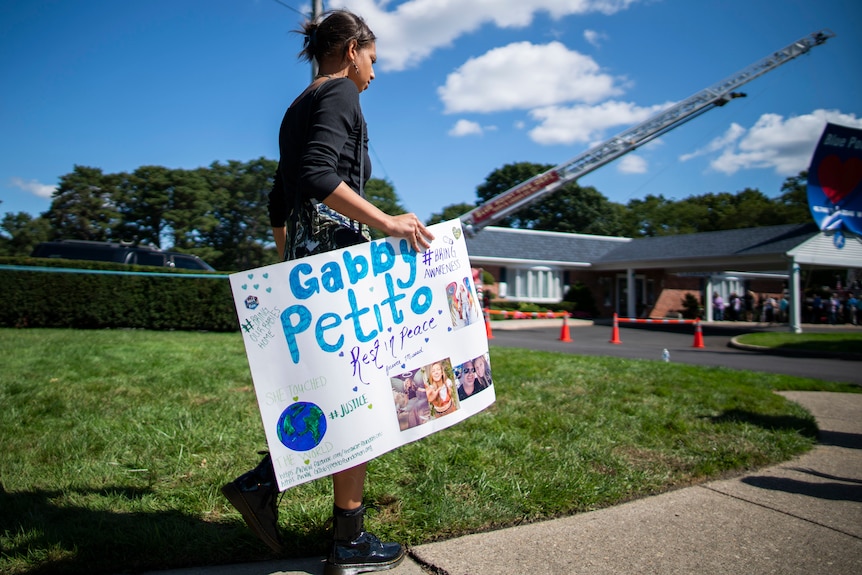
[465,223,861,332]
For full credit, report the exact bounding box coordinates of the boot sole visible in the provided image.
[221,482,284,554]
[323,548,405,575]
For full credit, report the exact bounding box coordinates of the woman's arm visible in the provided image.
[425,382,439,403]
[322,184,434,252]
[272,226,287,261]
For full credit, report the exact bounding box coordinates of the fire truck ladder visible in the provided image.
[460,29,835,235]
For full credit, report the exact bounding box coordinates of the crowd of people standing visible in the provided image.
[713,290,860,325]
[808,292,860,325]
[714,291,786,323]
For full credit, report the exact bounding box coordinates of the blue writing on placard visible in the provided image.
[279,239,431,364]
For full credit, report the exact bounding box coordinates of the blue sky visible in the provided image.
[2,0,860,227]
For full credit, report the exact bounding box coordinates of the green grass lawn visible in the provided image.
[1,328,858,575]
[735,331,862,354]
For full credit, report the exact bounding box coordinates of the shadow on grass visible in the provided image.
[0,483,327,575]
[773,338,862,355]
[749,338,862,361]
[707,409,818,438]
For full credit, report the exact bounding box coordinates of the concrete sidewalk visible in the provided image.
[142,391,862,575]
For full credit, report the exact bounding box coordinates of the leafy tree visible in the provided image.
[365,178,405,216]
[661,197,707,236]
[12,161,819,272]
[562,281,598,316]
[523,184,625,235]
[620,194,675,237]
[365,178,406,239]
[43,166,122,241]
[622,173,813,238]
[115,166,214,252]
[202,158,276,271]
[427,203,475,225]
[163,168,214,250]
[775,171,811,223]
[475,162,625,234]
[114,165,173,246]
[681,293,703,319]
[0,211,51,256]
[717,189,768,229]
[475,162,551,228]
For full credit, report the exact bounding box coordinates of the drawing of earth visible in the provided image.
[276,401,327,452]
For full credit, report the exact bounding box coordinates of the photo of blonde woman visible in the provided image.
[423,359,459,418]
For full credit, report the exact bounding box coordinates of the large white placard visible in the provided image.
[230,219,494,490]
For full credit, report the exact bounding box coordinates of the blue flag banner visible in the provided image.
[806,122,862,233]
[229,219,494,491]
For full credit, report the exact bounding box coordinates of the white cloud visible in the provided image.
[679,123,746,162]
[683,110,862,176]
[10,177,55,198]
[583,29,607,47]
[438,41,622,114]
[449,119,484,137]
[332,0,641,71]
[528,100,669,145]
[618,154,647,174]
[641,137,664,151]
[325,2,648,150]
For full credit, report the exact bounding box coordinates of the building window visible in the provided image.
[508,267,562,302]
[599,277,612,307]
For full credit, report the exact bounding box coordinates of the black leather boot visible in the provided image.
[324,504,404,575]
[221,452,284,553]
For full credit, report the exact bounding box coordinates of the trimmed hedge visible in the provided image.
[0,257,239,331]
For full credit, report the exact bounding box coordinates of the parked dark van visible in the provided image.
[30,240,216,271]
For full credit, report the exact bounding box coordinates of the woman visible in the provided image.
[712,292,724,321]
[425,361,457,417]
[404,373,431,428]
[457,359,477,401]
[221,10,432,575]
[472,354,492,392]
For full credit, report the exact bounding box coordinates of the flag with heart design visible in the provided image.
[807,122,862,234]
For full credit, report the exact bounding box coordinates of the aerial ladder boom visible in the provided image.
[460,29,835,235]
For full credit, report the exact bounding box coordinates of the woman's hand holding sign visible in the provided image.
[387,213,434,253]
[322,186,434,253]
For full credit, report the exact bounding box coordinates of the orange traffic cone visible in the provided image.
[609,313,622,344]
[692,319,705,348]
[559,315,572,342]
[484,310,494,340]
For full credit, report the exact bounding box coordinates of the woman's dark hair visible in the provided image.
[298,9,376,63]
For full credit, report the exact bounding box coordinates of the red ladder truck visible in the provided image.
[459,30,835,236]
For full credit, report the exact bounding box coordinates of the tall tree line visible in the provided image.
[428,163,812,237]
[1,159,281,271]
[2,160,812,269]
[0,159,408,271]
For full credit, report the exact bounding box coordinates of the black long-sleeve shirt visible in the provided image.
[268,77,370,228]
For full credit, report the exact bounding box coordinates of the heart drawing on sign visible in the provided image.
[818,155,862,204]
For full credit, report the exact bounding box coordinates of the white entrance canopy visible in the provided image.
[785,230,862,332]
